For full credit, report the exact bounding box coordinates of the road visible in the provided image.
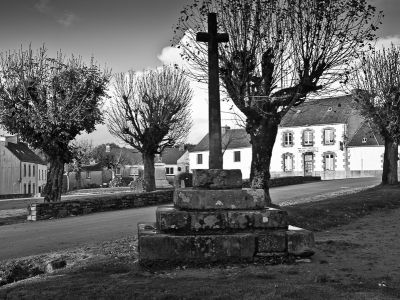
[0,177,380,260]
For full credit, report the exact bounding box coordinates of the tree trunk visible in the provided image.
[247,117,279,206]
[142,152,156,192]
[382,137,398,185]
[43,156,65,202]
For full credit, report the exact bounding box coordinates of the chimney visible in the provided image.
[0,136,6,147]
[5,135,18,144]
[221,125,230,136]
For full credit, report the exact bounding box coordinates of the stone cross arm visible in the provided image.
[196,32,229,43]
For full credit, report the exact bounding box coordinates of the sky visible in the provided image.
[0,0,400,146]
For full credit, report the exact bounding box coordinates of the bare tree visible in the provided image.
[174,0,380,200]
[351,45,400,185]
[0,46,110,201]
[107,66,193,191]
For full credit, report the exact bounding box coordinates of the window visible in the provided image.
[324,129,334,145]
[178,167,182,172]
[283,132,293,147]
[39,186,41,193]
[303,130,313,146]
[197,154,203,164]
[86,171,91,179]
[324,153,335,171]
[165,167,174,175]
[130,167,139,176]
[116,167,121,175]
[24,184,26,194]
[234,151,241,162]
[28,165,31,177]
[24,164,26,177]
[33,165,36,177]
[362,137,367,143]
[283,154,293,172]
[32,183,35,194]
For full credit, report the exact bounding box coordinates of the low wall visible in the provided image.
[0,194,30,200]
[27,190,174,221]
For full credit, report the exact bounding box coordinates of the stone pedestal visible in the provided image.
[138,169,314,267]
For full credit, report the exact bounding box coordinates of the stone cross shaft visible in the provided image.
[196,13,229,169]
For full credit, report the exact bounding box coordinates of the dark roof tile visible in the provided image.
[6,142,46,165]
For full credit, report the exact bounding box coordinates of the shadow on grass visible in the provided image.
[285,184,400,231]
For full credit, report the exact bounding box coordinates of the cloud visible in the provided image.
[157,46,184,66]
[57,12,77,27]
[34,0,51,13]
[34,0,77,27]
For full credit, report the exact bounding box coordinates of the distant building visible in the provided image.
[189,95,398,180]
[0,136,47,195]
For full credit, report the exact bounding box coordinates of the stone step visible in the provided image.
[156,205,288,233]
[192,169,242,189]
[174,188,266,210]
[138,222,315,266]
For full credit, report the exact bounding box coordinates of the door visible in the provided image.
[304,153,313,176]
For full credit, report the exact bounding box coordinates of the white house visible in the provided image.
[189,95,398,180]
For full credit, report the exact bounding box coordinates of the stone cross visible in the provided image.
[196,13,229,169]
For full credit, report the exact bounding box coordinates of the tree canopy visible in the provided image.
[0,46,110,201]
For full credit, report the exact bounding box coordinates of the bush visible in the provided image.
[175,172,193,188]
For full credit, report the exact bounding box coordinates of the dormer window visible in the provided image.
[327,107,333,112]
[362,137,367,143]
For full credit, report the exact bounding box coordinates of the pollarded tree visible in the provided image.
[0,47,110,202]
[107,66,193,192]
[351,45,400,185]
[174,0,380,200]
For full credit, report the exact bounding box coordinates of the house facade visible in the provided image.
[189,95,397,180]
[0,136,47,196]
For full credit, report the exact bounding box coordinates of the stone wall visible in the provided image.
[27,190,174,221]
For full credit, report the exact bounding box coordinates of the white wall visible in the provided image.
[348,147,384,171]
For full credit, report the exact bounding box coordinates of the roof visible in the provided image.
[191,129,250,152]
[161,148,186,165]
[280,95,356,127]
[81,163,103,171]
[347,122,384,147]
[190,95,367,152]
[6,142,46,165]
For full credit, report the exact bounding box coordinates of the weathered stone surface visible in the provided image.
[156,206,288,233]
[256,230,287,253]
[192,169,242,189]
[139,233,256,265]
[137,222,158,240]
[227,208,288,230]
[287,226,315,257]
[174,188,266,210]
[156,206,190,231]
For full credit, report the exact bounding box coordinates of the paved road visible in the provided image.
[0,177,380,260]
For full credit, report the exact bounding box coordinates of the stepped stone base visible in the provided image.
[156,205,288,233]
[137,169,315,267]
[174,188,266,210]
[138,222,315,265]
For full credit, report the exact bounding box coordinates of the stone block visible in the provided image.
[287,226,315,257]
[139,233,256,265]
[174,188,266,210]
[227,208,288,230]
[192,169,242,189]
[154,207,287,233]
[256,230,287,253]
[156,206,190,232]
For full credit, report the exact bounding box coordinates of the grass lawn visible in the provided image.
[1,184,400,299]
